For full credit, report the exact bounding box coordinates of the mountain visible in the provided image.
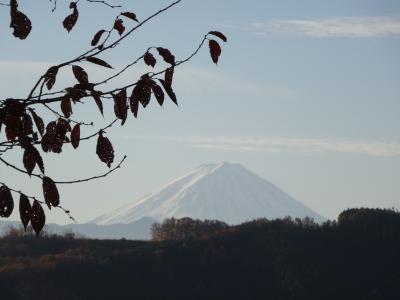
[0,217,155,240]
[92,162,325,225]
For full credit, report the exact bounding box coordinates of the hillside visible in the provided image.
[0,208,399,300]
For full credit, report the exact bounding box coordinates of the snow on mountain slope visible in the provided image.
[91,162,325,225]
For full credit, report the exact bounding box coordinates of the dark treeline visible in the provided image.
[151,217,230,240]
[0,208,399,300]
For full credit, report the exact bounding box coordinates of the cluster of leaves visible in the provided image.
[0,0,227,235]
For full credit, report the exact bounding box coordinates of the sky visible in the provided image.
[0,0,399,224]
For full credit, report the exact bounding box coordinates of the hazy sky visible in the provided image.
[1,0,399,224]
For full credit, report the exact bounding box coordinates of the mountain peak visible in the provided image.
[91,163,325,225]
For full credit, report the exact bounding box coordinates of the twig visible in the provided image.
[0,151,126,185]
[85,0,121,8]
[0,181,77,222]
[54,155,127,184]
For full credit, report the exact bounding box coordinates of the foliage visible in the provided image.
[0,208,399,299]
[0,0,227,234]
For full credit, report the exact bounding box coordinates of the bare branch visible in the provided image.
[0,181,77,222]
[54,155,127,184]
[85,0,121,9]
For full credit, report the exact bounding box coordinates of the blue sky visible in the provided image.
[0,0,399,223]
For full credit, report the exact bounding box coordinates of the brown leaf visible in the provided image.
[91,91,104,116]
[130,96,139,118]
[4,114,22,141]
[0,185,14,218]
[28,108,44,136]
[91,29,106,46]
[41,120,65,154]
[165,66,174,87]
[19,194,31,231]
[9,0,32,40]
[5,100,25,117]
[113,19,125,35]
[113,89,128,125]
[144,52,156,68]
[63,2,79,33]
[23,147,36,176]
[150,81,165,106]
[45,66,59,90]
[66,86,86,103]
[86,57,113,69]
[61,95,72,118]
[31,200,45,235]
[121,12,138,22]
[42,176,60,209]
[72,65,89,84]
[56,118,71,137]
[208,31,227,42]
[209,39,222,64]
[131,79,151,108]
[157,47,175,65]
[96,133,114,168]
[33,146,45,174]
[22,112,33,136]
[71,123,80,149]
[158,79,178,106]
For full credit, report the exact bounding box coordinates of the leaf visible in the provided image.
[0,185,14,218]
[0,108,6,133]
[45,66,59,90]
[96,133,114,168]
[28,108,44,136]
[158,79,178,106]
[61,95,72,118]
[33,146,45,174]
[144,52,156,68]
[63,2,79,33]
[22,112,33,136]
[208,31,227,42]
[130,96,139,118]
[209,39,221,64]
[9,0,32,40]
[157,47,175,65]
[66,86,86,103]
[86,57,113,69]
[72,65,89,84]
[4,114,22,141]
[113,89,128,125]
[71,123,80,149]
[91,91,104,116]
[91,29,106,46]
[130,79,151,108]
[23,147,36,176]
[113,19,125,35]
[165,66,174,86]
[19,194,31,231]
[31,200,45,235]
[42,176,60,209]
[22,145,44,176]
[150,81,164,106]
[121,12,138,22]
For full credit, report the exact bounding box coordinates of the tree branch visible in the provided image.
[0,181,77,222]
[54,155,127,184]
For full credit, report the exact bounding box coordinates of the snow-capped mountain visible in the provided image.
[91,162,325,225]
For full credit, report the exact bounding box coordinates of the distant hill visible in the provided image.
[92,162,325,225]
[0,208,398,300]
[0,217,155,240]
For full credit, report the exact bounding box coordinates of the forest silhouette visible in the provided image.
[0,208,399,299]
